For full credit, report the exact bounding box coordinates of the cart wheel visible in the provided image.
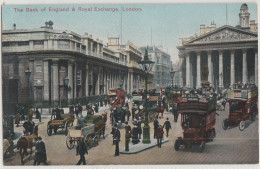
[199,141,205,153]
[66,136,74,149]
[174,139,181,151]
[222,119,228,130]
[47,122,52,136]
[93,136,99,147]
[239,121,245,131]
[64,122,70,136]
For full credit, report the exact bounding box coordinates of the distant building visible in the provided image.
[177,3,258,89]
[140,46,172,89]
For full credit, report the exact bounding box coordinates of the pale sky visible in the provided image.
[2,3,258,63]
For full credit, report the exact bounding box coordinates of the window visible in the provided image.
[17,41,29,46]
[33,40,44,45]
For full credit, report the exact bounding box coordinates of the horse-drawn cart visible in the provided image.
[66,114,106,149]
[47,113,75,136]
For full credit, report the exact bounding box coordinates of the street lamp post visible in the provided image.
[138,48,154,144]
[170,68,175,89]
[25,68,32,111]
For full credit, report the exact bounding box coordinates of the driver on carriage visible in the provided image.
[76,115,87,129]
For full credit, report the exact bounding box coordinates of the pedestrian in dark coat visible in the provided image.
[125,122,132,151]
[34,137,47,165]
[15,113,20,127]
[163,118,172,137]
[137,118,142,139]
[76,139,88,165]
[114,126,121,156]
[132,123,140,144]
[55,107,62,120]
[156,125,164,148]
[153,117,159,138]
[35,108,40,119]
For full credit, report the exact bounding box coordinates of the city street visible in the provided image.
[4,103,259,165]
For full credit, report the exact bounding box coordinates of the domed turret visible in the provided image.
[239,3,250,27]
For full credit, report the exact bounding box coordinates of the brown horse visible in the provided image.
[16,125,38,164]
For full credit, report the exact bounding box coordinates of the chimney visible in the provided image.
[13,23,16,30]
[200,24,206,35]
[211,21,216,31]
[250,20,257,33]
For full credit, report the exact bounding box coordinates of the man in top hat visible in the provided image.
[34,136,47,165]
[163,117,172,137]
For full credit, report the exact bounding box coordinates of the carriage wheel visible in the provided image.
[93,136,99,147]
[222,119,228,130]
[66,136,74,149]
[174,139,181,151]
[199,141,205,153]
[239,121,245,131]
[85,135,92,149]
[64,122,70,136]
[47,122,52,136]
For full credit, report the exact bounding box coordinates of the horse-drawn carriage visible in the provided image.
[66,114,106,149]
[132,91,159,122]
[109,88,130,124]
[47,110,75,136]
[174,95,217,152]
[222,83,258,131]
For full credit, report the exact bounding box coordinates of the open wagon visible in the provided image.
[66,114,106,149]
[222,83,258,131]
[174,95,217,153]
[47,112,75,136]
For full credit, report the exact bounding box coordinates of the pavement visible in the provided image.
[120,137,169,154]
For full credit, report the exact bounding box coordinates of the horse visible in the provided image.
[17,125,38,165]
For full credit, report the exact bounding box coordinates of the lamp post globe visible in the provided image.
[138,48,154,144]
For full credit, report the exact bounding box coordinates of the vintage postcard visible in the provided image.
[1,0,259,168]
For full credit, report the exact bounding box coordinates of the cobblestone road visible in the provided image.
[4,103,259,165]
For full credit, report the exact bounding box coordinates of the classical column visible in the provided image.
[255,50,258,86]
[68,60,74,102]
[97,67,101,95]
[131,72,134,93]
[219,51,223,88]
[242,49,248,84]
[186,53,190,88]
[74,63,77,99]
[230,50,235,86]
[127,71,130,93]
[85,64,89,96]
[179,56,183,87]
[208,51,213,85]
[53,60,59,105]
[43,59,49,101]
[196,52,201,88]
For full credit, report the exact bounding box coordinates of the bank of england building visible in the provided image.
[2,22,146,114]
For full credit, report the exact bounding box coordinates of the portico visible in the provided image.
[178,25,258,89]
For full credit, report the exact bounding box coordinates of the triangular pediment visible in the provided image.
[186,25,258,45]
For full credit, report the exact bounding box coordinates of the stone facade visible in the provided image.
[2,27,146,114]
[177,4,258,89]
